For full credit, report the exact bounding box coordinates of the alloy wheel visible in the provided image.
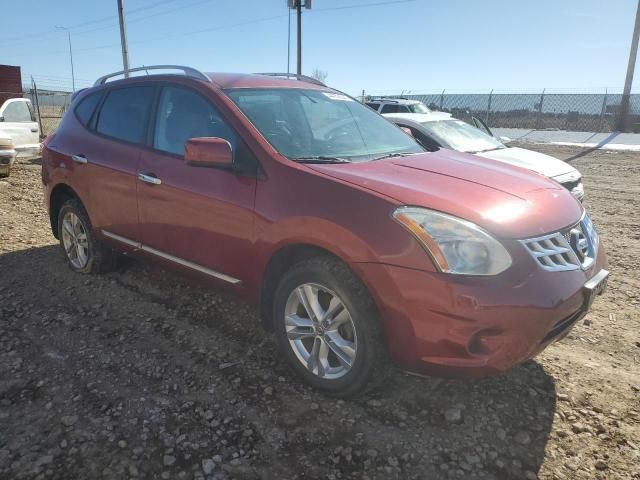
[284,283,358,379]
[61,211,89,269]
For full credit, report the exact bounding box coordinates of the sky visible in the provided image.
[1,0,639,95]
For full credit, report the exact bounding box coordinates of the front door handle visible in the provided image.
[138,172,162,185]
[30,128,38,132]
[71,154,88,164]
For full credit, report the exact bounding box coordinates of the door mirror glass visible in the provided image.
[400,126,413,136]
[185,137,233,168]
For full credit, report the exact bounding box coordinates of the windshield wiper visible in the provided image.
[294,156,351,164]
[371,152,417,161]
[470,146,506,154]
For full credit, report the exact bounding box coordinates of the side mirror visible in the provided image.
[184,137,233,168]
[499,136,512,144]
[400,126,414,137]
[0,116,4,122]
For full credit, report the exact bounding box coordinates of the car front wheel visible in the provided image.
[273,256,388,396]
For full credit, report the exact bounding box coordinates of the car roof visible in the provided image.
[383,112,453,122]
[368,98,423,105]
[90,72,332,92]
[206,72,330,90]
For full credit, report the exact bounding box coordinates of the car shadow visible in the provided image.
[0,244,556,478]
[562,131,620,163]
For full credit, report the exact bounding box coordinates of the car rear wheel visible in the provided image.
[273,256,389,396]
[58,199,118,274]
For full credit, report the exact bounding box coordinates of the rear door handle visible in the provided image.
[138,172,162,185]
[71,154,88,164]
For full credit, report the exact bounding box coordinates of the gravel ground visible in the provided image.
[0,145,638,480]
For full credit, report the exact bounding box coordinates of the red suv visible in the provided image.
[42,66,608,396]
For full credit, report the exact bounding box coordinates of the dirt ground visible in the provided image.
[0,144,638,480]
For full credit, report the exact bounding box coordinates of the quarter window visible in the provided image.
[75,91,103,127]
[2,101,32,122]
[96,86,154,144]
[153,86,236,156]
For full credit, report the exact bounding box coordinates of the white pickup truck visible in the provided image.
[0,98,41,177]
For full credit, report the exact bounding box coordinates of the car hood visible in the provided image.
[476,147,577,179]
[307,149,583,239]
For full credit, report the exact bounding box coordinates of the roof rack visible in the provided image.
[254,72,326,87]
[94,65,211,86]
[367,98,399,104]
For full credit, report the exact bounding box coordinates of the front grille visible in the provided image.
[561,179,581,192]
[521,231,581,271]
[521,212,599,272]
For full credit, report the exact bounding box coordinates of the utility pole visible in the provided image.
[618,0,640,131]
[287,0,311,77]
[296,0,302,77]
[117,0,131,77]
[55,26,75,92]
[287,8,291,74]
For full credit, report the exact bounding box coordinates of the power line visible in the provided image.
[1,0,418,58]
[0,0,184,46]
[314,0,416,12]
[75,0,413,54]
[74,13,289,53]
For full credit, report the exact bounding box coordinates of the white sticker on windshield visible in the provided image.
[322,92,354,102]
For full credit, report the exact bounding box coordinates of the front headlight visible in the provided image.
[393,207,512,275]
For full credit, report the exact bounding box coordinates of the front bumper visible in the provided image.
[355,243,607,377]
[0,149,15,174]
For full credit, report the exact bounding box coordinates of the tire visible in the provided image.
[273,256,389,397]
[0,165,9,178]
[57,198,118,274]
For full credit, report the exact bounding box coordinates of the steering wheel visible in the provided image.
[325,125,353,144]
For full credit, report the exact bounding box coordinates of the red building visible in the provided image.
[0,64,23,106]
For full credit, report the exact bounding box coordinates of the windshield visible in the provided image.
[407,103,430,113]
[419,119,505,153]
[225,88,424,162]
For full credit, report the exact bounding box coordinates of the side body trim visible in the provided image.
[102,230,242,285]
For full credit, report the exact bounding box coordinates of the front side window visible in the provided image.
[226,88,423,162]
[420,119,505,153]
[96,86,154,144]
[365,102,380,111]
[2,101,32,122]
[154,85,237,156]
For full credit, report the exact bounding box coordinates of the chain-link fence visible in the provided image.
[26,89,72,136]
[365,91,640,133]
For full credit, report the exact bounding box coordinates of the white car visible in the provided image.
[366,98,431,114]
[385,111,584,201]
[0,98,41,176]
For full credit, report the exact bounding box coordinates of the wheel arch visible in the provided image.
[259,243,347,331]
[49,183,81,239]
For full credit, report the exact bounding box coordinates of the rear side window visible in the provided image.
[2,101,32,122]
[366,102,380,111]
[74,91,103,126]
[380,104,400,113]
[96,86,154,144]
